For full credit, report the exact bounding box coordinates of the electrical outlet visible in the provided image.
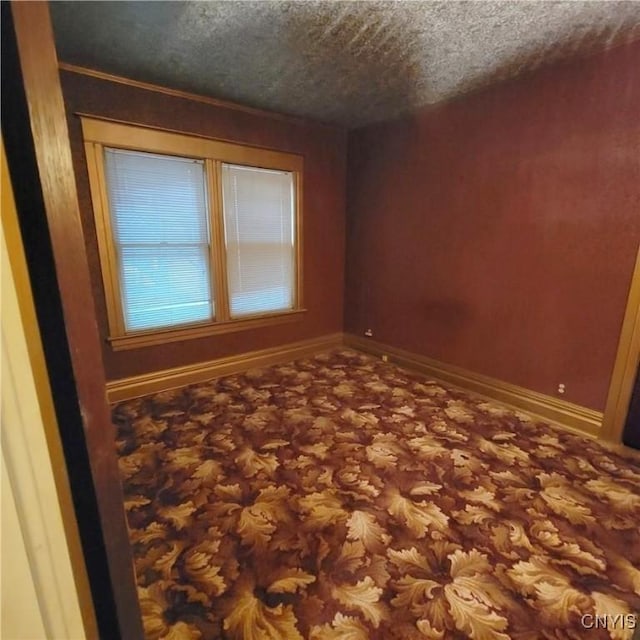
[557,383,566,395]
[381,354,388,362]
[364,328,373,337]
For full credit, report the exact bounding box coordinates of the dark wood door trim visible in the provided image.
[8,2,143,637]
[602,244,640,442]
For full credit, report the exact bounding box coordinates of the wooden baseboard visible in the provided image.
[344,334,603,438]
[106,332,343,402]
[108,331,604,438]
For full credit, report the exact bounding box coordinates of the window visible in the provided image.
[82,117,303,350]
[104,149,213,332]
[222,164,295,317]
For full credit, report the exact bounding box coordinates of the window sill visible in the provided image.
[108,308,307,351]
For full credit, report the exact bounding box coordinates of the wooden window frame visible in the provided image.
[81,116,305,351]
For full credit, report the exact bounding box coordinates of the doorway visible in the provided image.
[2,2,143,637]
[602,244,640,445]
[622,367,640,448]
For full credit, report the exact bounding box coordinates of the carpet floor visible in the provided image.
[113,349,640,640]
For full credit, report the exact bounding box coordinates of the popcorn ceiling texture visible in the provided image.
[51,1,640,127]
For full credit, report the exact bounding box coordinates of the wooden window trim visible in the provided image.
[81,116,304,349]
[109,308,307,351]
[81,116,304,172]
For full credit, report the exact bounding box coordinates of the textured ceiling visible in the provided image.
[51,1,640,128]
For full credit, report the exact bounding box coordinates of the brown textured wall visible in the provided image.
[345,42,640,412]
[60,71,346,381]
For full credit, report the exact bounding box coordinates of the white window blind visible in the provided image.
[104,148,213,332]
[221,164,295,318]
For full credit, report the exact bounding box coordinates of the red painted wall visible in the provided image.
[345,42,640,411]
[61,71,346,381]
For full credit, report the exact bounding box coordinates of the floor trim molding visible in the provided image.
[344,334,603,438]
[106,332,343,402]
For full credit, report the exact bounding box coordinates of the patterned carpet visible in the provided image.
[113,349,640,640]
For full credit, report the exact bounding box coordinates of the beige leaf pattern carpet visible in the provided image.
[113,349,640,640]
